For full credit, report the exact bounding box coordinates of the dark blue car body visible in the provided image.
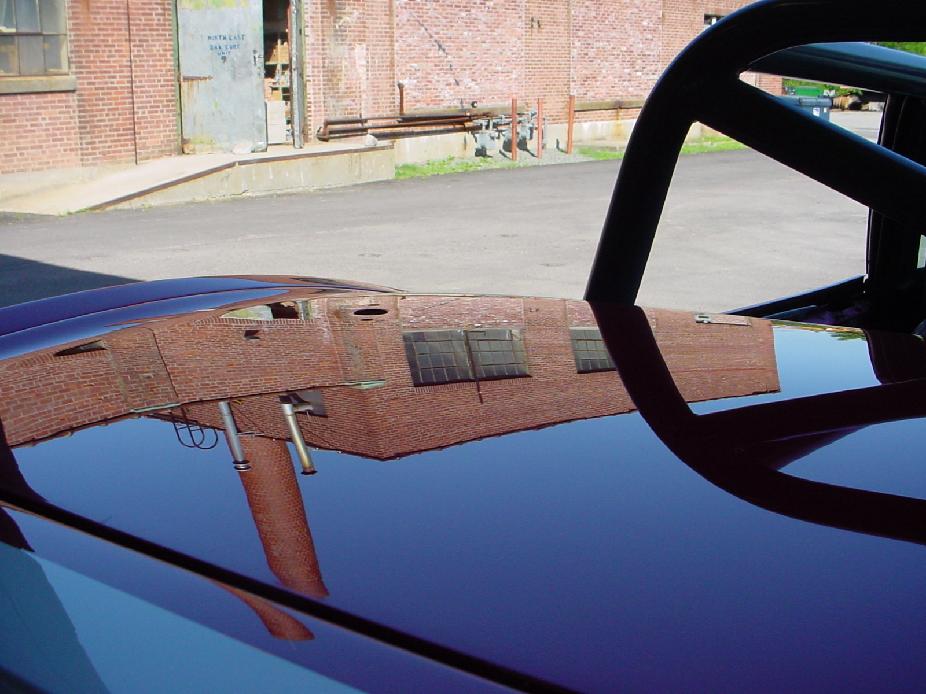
[3,1,926,690]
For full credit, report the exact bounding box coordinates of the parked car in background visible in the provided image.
[2,0,926,691]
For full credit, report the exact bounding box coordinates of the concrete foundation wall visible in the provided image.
[393,133,476,165]
[113,146,395,209]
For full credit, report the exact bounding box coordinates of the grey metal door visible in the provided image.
[177,0,267,154]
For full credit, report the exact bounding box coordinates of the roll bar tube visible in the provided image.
[585,0,926,304]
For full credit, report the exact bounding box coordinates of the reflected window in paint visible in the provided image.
[570,327,615,373]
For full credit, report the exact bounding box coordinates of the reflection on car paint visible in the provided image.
[2,291,926,691]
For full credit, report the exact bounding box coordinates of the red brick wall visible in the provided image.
[70,0,137,165]
[0,0,178,174]
[2,0,780,173]
[364,0,396,117]
[237,435,329,598]
[0,349,126,444]
[315,0,367,120]
[71,0,179,165]
[393,0,525,113]
[166,297,777,461]
[0,92,81,173]
[525,0,570,122]
[127,0,181,160]
[571,0,662,103]
[306,0,396,133]
[0,292,779,458]
[341,0,773,129]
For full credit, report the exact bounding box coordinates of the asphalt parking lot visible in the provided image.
[1,133,870,312]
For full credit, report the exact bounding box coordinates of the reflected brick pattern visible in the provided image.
[237,436,329,599]
[0,291,779,640]
[0,293,780,459]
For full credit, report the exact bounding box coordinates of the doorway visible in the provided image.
[262,0,292,145]
[176,0,303,153]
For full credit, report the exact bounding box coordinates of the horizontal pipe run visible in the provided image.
[574,98,646,112]
[319,125,475,141]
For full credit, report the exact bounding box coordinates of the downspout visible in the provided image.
[126,0,139,163]
[171,0,182,153]
[289,0,305,147]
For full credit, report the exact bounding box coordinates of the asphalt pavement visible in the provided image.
[1,142,869,312]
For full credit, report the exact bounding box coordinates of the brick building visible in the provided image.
[1,0,769,175]
[0,291,779,455]
[0,291,779,636]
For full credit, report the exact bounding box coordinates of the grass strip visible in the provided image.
[579,135,746,160]
[396,136,746,179]
[395,156,518,179]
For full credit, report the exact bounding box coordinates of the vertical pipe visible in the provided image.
[398,82,405,116]
[126,0,139,164]
[219,401,250,471]
[289,0,305,148]
[510,97,518,162]
[566,94,575,154]
[537,98,544,159]
[280,402,317,475]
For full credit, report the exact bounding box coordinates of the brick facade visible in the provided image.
[0,291,778,635]
[0,92,81,172]
[572,0,661,105]
[0,0,179,174]
[329,0,765,132]
[0,291,779,455]
[2,0,767,174]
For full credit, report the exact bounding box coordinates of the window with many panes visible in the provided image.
[403,328,529,386]
[0,0,69,77]
[570,328,615,373]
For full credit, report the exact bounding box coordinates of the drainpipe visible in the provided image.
[219,401,250,471]
[289,0,305,148]
[280,402,316,474]
[126,0,139,163]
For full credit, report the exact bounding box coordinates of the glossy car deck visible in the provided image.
[2,283,925,691]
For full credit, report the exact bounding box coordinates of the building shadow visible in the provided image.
[0,254,137,308]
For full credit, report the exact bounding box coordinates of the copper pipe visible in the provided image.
[566,94,575,154]
[537,98,544,159]
[510,97,518,162]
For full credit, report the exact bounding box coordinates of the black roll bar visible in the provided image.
[585,0,926,304]
[590,303,926,546]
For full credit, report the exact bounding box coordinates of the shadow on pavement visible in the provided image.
[0,255,137,308]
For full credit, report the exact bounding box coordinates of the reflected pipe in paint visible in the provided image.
[218,400,250,471]
[279,402,316,475]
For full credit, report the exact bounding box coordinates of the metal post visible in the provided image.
[280,402,317,475]
[510,97,518,162]
[398,82,405,116]
[536,98,544,159]
[219,401,250,471]
[289,0,305,148]
[566,94,575,154]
